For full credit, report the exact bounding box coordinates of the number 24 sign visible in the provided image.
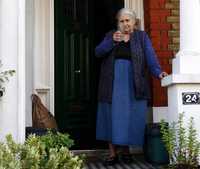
[182,92,200,105]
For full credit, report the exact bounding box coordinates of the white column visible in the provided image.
[162,0,200,139]
[172,0,200,74]
[0,0,26,142]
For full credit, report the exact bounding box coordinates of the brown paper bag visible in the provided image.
[32,94,57,129]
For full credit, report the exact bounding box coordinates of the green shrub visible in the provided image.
[0,132,84,169]
[160,113,200,168]
[38,130,74,150]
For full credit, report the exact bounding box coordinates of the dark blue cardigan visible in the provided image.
[95,30,162,103]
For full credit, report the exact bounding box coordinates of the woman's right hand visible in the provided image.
[113,31,123,42]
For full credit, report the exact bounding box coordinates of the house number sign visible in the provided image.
[182,92,200,105]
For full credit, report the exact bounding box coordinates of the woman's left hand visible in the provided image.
[159,72,168,79]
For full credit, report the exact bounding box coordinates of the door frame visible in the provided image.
[49,0,55,114]
[124,0,144,30]
[32,0,55,115]
[27,0,144,128]
[25,0,55,126]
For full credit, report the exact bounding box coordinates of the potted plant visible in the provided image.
[160,113,200,169]
[0,60,15,97]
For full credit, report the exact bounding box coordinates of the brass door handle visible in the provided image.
[74,70,81,73]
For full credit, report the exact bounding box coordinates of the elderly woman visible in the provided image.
[95,8,167,165]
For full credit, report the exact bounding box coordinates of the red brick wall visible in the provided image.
[144,0,180,106]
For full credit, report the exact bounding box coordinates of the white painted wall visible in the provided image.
[33,0,54,115]
[24,0,55,126]
[0,0,26,142]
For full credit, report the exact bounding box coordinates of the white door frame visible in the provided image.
[33,0,54,115]
[125,0,144,30]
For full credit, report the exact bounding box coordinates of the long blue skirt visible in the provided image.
[96,59,147,146]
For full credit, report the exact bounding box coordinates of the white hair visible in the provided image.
[116,8,137,21]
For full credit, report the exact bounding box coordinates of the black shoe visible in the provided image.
[104,156,119,166]
[121,154,133,163]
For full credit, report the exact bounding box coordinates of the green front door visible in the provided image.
[55,0,124,149]
[55,0,96,149]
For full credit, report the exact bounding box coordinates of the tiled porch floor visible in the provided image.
[75,150,166,169]
[84,158,161,169]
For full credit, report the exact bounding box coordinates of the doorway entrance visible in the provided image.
[55,0,124,149]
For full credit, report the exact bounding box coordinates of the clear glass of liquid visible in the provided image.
[116,30,124,42]
[117,26,124,42]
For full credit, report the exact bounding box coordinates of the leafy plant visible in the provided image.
[0,60,15,97]
[0,133,85,169]
[160,113,200,169]
[39,130,74,150]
